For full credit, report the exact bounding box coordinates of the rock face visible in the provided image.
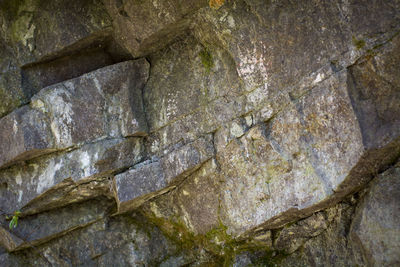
[0,0,399,266]
[350,165,400,267]
[0,59,148,169]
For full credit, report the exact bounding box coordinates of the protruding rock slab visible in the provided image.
[140,159,221,236]
[161,136,215,183]
[0,0,112,66]
[1,214,191,266]
[114,136,215,213]
[115,162,167,213]
[0,106,55,169]
[0,198,114,252]
[273,213,328,253]
[0,59,149,169]
[347,33,400,149]
[0,138,144,215]
[104,0,207,57]
[0,227,24,252]
[350,165,400,267]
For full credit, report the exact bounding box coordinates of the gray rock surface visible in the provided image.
[0,137,144,215]
[0,0,399,266]
[350,165,400,267]
[0,59,148,169]
[115,136,214,213]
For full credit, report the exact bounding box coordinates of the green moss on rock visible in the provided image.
[199,48,214,73]
[352,36,366,50]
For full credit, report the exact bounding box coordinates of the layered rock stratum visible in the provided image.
[0,0,399,266]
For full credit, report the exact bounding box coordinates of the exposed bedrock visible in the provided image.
[0,0,399,266]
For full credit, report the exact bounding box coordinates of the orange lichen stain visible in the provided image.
[209,0,225,9]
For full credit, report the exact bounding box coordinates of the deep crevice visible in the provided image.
[20,37,133,100]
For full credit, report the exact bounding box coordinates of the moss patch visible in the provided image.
[199,48,214,73]
[352,36,366,50]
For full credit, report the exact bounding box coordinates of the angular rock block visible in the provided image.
[0,227,24,252]
[115,162,167,213]
[347,34,400,150]
[0,215,187,266]
[218,69,400,236]
[114,137,215,213]
[104,0,207,57]
[0,69,25,118]
[0,106,55,169]
[2,0,112,67]
[140,159,221,236]
[0,198,114,252]
[0,59,149,169]
[273,213,328,253]
[161,137,215,183]
[350,165,400,266]
[0,138,144,215]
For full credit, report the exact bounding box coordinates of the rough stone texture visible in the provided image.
[0,0,115,118]
[140,159,221,235]
[273,213,328,254]
[0,198,114,251]
[0,59,148,169]
[104,0,208,57]
[0,0,112,66]
[350,165,400,267]
[1,211,194,266]
[347,34,400,150]
[0,137,144,215]
[115,136,215,213]
[215,65,397,235]
[0,226,24,252]
[115,161,167,213]
[0,105,54,169]
[1,0,400,266]
[270,201,367,267]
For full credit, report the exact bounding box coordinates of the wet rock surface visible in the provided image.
[0,0,399,266]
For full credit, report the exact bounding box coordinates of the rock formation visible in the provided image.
[0,0,399,266]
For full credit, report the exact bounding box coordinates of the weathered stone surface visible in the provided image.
[31,59,149,144]
[0,137,144,215]
[0,226,24,252]
[0,68,25,118]
[143,34,242,134]
[0,0,112,66]
[0,106,55,169]
[1,0,400,265]
[217,68,400,236]
[141,159,221,235]
[161,136,215,183]
[104,0,208,57]
[251,202,367,267]
[115,136,214,213]
[0,59,148,169]
[350,165,400,266]
[194,0,400,92]
[115,161,167,213]
[347,34,400,150]
[273,213,328,253]
[0,213,193,266]
[0,198,114,252]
